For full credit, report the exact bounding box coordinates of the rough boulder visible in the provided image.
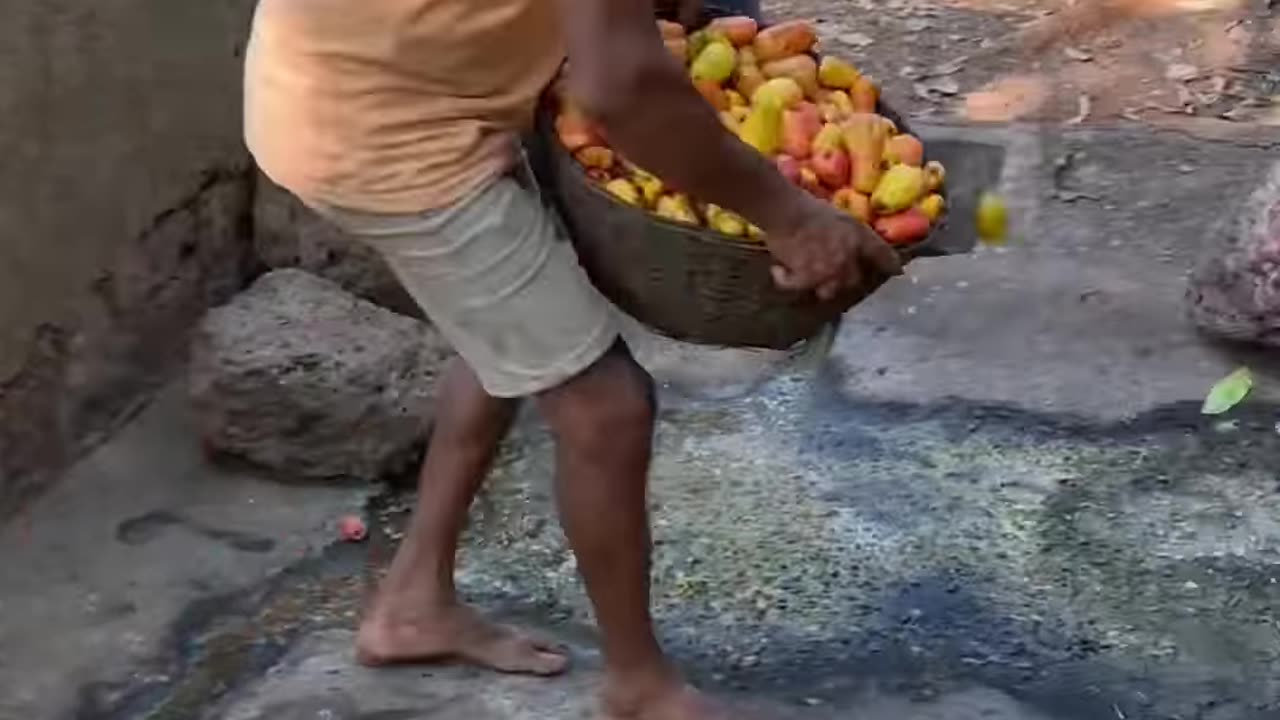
[1188,162,1280,348]
[190,269,451,480]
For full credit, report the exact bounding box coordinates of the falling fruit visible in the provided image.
[975,191,1008,245]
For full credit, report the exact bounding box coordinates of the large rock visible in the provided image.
[190,269,452,479]
[253,174,423,318]
[1187,163,1280,347]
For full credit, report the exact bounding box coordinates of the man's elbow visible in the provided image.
[573,75,634,128]
[571,57,660,128]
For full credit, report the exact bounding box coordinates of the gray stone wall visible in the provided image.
[0,0,259,515]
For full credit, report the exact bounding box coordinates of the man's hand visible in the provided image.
[765,197,903,300]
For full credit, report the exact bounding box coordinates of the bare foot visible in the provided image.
[604,675,743,720]
[356,603,569,676]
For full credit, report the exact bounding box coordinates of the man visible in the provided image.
[244,0,900,717]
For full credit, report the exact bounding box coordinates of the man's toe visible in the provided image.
[477,635,570,676]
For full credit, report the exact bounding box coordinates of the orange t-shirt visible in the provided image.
[244,0,565,213]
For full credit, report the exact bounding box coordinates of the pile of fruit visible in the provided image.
[553,17,948,246]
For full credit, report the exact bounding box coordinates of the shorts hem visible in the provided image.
[478,321,619,398]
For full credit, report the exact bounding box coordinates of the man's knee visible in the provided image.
[540,342,656,444]
[574,343,655,432]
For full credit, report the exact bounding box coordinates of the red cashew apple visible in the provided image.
[781,102,823,159]
[810,147,851,188]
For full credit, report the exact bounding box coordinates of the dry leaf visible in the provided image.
[930,57,968,76]
[1151,102,1189,114]
[1064,46,1094,61]
[921,77,961,96]
[1165,63,1199,81]
[1221,104,1253,121]
[1065,93,1093,124]
[1195,79,1224,105]
[1176,85,1198,111]
[976,191,1009,245]
[838,32,874,48]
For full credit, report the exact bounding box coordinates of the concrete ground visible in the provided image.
[4,122,1280,720]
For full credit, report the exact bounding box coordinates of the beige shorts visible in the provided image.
[313,177,618,398]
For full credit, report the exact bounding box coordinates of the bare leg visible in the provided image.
[538,343,734,719]
[357,358,568,675]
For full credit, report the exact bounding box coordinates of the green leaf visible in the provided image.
[1201,367,1253,415]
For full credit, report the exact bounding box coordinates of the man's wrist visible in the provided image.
[753,188,816,239]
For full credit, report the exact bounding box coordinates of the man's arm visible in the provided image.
[653,0,707,26]
[557,0,901,297]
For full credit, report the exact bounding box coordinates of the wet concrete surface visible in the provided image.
[3,122,1280,720]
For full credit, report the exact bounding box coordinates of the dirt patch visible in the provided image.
[771,0,1278,129]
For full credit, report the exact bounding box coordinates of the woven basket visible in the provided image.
[524,78,945,350]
